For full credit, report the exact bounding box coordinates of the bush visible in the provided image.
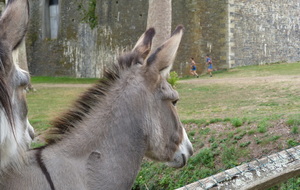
[231,118,243,127]
[167,71,179,87]
[257,120,268,133]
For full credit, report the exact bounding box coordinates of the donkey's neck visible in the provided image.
[48,99,147,189]
[85,124,146,189]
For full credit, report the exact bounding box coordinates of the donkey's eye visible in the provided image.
[172,99,178,106]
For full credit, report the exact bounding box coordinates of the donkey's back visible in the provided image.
[0,149,88,190]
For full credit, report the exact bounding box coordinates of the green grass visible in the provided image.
[30,76,98,84]
[208,62,300,78]
[27,84,87,133]
[25,62,300,189]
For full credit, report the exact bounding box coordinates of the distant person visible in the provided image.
[190,57,199,78]
[206,55,213,77]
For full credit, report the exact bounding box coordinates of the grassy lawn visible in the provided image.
[30,76,99,84]
[26,62,300,189]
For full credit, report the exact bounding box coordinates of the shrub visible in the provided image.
[188,131,196,137]
[231,118,243,127]
[257,121,268,133]
[167,71,179,87]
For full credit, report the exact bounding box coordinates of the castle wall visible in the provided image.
[229,0,300,67]
[172,0,229,75]
[26,0,300,78]
[27,0,148,78]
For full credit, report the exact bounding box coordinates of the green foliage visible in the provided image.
[231,118,243,127]
[270,135,281,141]
[199,127,211,135]
[209,118,223,123]
[181,119,206,125]
[190,148,215,168]
[211,142,219,149]
[208,136,216,143]
[78,0,98,29]
[287,116,300,136]
[167,71,179,87]
[240,141,251,148]
[268,177,300,190]
[247,129,256,135]
[254,137,262,144]
[188,131,196,137]
[31,76,98,84]
[27,62,300,189]
[287,139,300,148]
[287,117,300,127]
[291,126,299,134]
[221,146,239,169]
[257,120,268,133]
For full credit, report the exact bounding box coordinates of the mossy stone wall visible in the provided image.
[26,0,300,77]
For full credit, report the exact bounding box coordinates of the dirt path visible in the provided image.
[179,75,300,85]
[31,75,300,89]
[32,83,92,88]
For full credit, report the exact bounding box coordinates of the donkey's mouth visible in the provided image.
[166,153,187,168]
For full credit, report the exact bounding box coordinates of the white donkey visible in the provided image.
[0,0,34,171]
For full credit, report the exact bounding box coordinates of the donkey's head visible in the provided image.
[0,0,34,169]
[117,26,193,168]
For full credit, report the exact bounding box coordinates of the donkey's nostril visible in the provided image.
[181,154,186,167]
[188,147,194,156]
[29,130,34,140]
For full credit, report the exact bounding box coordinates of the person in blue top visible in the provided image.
[190,57,199,78]
[206,55,213,77]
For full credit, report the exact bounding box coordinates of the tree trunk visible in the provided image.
[147,0,172,52]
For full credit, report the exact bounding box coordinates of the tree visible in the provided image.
[147,0,172,52]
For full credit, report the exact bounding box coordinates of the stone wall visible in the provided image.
[26,0,300,78]
[230,0,300,67]
[27,0,148,78]
[172,0,228,75]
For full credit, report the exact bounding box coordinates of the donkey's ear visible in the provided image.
[146,25,184,79]
[132,28,155,59]
[0,0,29,51]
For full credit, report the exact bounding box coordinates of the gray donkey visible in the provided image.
[0,0,34,171]
[0,5,193,190]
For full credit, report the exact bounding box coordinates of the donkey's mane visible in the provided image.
[0,51,14,127]
[45,52,139,145]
